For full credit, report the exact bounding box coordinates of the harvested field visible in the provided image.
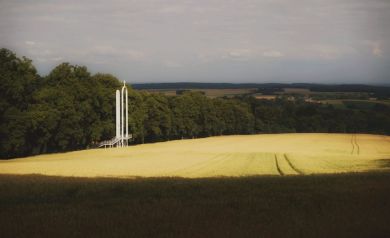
[1,134,389,178]
[254,95,277,100]
[282,88,311,94]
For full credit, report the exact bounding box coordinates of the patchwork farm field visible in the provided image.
[1,133,389,178]
[142,88,257,98]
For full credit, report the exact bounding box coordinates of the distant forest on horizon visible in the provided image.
[133,82,390,91]
[1,48,389,159]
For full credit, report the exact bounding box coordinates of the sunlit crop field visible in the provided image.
[1,133,389,178]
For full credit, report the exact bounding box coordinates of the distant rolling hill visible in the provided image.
[132,82,390,91]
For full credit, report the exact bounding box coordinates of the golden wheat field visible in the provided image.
[0,133,389,178]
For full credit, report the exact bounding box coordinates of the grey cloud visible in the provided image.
[0,0,389,84]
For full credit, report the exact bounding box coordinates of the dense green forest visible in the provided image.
[1,48,389,159]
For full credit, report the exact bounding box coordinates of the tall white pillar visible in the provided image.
[121,81,129,147]
[115,90,120,139]
[121,85,124,147]
[125,88,128,145]
[114,81,129,148]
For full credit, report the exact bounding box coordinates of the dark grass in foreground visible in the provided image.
[1,173,390,238]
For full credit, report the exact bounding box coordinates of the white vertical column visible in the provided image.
[115,90,120,140]
[121,84,125,147]
[125,88,128,145]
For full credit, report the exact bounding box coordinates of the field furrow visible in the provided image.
[274,154,284,176]
[284,154,304,175]
[355,135,360,155]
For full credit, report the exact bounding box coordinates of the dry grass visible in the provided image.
[254,95,277,100]
[1,134,389,178]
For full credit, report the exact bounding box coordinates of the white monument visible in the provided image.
[116,81,130,147]
[99,81,131,148]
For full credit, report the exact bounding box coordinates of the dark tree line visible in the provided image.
[0,49,121,158]
[244,97,390,134]
[133,82,390,99]
[1,48,389,159]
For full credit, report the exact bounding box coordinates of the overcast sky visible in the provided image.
[1,0,389,84]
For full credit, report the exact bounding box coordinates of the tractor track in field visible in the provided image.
[351,134,360,155]
[354,135,360,155]
[283,154,304,175]
[274,154,284,176]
